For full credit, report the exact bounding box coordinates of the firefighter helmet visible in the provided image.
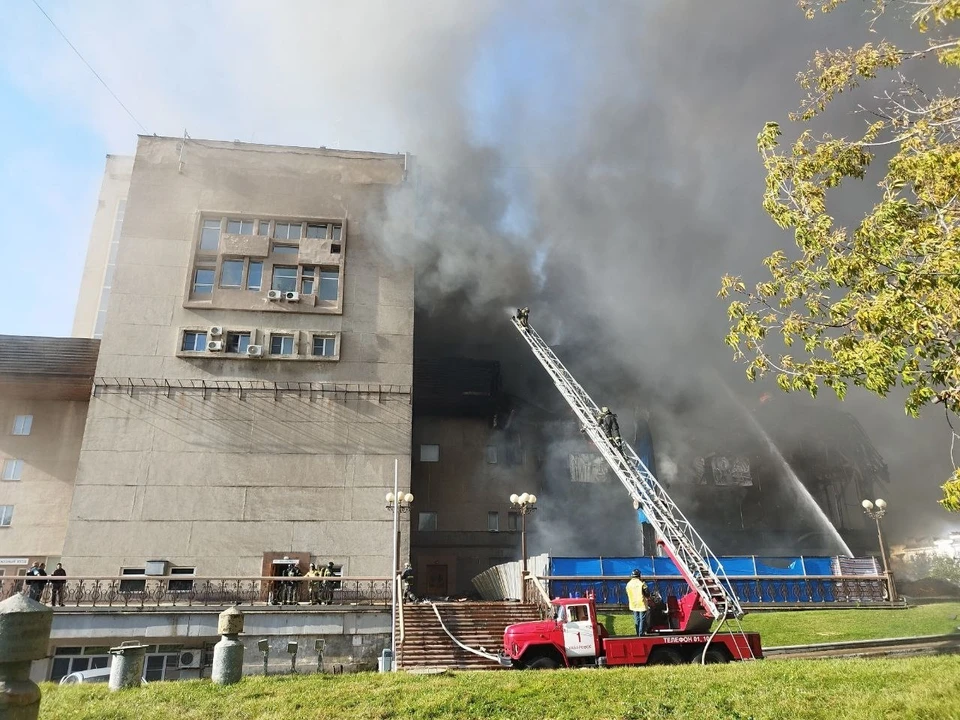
[601,407,609,414]
[631,568,641,578]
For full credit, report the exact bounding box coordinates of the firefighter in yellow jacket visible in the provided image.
[626,568,650,635]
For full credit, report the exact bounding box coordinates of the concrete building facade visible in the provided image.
[72,155,135,339]
[60,136,415,578]
[0,336,98,578]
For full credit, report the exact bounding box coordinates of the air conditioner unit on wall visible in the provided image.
[207,340,224,352]
[209,326,224,337]
[144,560,167,576]
[178,650,202,669]
[284,291,300,302]
[267,289,283,300]
[246,344,263,358]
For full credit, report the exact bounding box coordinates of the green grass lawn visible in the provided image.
[598,601,960,646]
[39,656,960,720]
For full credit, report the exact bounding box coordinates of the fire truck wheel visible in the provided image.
[700,649,730,665]
[647,648,684,665]
[526,656,560,670]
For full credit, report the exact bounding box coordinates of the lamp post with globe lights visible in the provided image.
[510,492,538,602]
[385,459,413,667]
[861,498,897,602]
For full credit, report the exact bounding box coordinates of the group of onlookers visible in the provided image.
[24,561,67,606]
[271,560,340,605]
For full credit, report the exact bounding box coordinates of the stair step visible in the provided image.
[397,603,540,669]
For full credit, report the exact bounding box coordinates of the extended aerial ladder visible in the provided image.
[511,311,747,626]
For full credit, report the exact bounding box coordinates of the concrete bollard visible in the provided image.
[212,607,244,686]
[0,594,53,720]
[108,642,148,691]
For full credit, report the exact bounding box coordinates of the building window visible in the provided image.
[219,260,244,288]
[508,512,520,532]
[225,332,251,354]
[306,223,328,239]
[273,244,299,255]
[272,266,297,292]
[226,219,254,235]
[258,220,271,236]
[192,268,215,296]
[0,506,12,527]
[168,567,195,593]
[312,335,336,357]
[274,222,301,240]
[418,512,437,532]
[247,261,263,291]
[2,459,23,481]
[119,568,146,593]
[332,225,342,242]
[270,334,296,356]
[199,219,221,252]
[12,415,33,436]
[485,446,498,464]
[181,331,207,352]
[319,269,339,301]
[420,444,440,462]
[301,266,316,294]
[50,648,110,683]
[487,511,500,532]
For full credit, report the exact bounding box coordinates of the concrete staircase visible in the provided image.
[397,601,543,670]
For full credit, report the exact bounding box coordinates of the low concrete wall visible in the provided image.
[32,607,390,682]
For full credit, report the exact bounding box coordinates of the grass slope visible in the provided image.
[598,602,960,646]
[40,656,960,720]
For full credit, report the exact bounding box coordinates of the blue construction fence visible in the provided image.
[548,556,886,605]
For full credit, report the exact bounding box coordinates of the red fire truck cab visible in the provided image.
[502,596,762,669]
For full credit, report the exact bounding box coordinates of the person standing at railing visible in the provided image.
[50,563,67,607]
[25,562,43,601]
[305,563,322,605]
[626,569,650,635]
[319,561,337,605]
[284,563,302,605]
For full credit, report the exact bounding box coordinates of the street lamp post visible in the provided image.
[509,492,538,603]
[861,498,897,602]
[385,459,413,669]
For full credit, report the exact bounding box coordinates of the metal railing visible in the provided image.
[545,574,901,608]
[1,576,393,609]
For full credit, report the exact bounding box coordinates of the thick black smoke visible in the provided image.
[371,0,957,545]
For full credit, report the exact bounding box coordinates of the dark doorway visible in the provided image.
[425,564,448,597]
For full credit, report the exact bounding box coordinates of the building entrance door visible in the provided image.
[425,564,448,597]
[260,552,309,605]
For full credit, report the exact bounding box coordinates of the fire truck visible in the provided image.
[500,310,763,668]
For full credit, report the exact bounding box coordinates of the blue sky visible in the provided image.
[0,59,107,336]
[0,0,544,337]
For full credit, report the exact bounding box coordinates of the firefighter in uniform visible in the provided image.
[320,561,337,605]
[284,563,302,605]
[626,569,651,635]
[401,562,416,603]
[516,307,530,328]
[305,563,322,604]
[597,407,623,449]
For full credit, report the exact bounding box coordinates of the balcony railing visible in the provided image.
[1,576,393,609]
[545,574,899,607]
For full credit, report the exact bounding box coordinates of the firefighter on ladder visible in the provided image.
[597,406,623,450]
[516,307,530,328]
